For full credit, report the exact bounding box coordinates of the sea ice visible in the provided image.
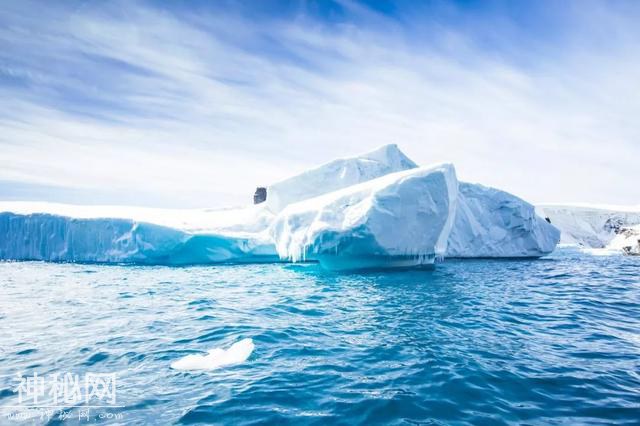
[171,338,255,371]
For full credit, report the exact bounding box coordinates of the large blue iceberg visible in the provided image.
[0,145,559,270]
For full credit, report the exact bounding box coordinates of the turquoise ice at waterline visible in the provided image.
[1,248,638,424]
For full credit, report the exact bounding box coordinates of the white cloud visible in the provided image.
[0,0,638,207]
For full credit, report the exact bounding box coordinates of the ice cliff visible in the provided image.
[447,183,559,258]
[270,163,458,271]
[0,202,277,264]
[0,211,276,265]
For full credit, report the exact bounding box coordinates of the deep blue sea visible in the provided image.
[1,248,639,425]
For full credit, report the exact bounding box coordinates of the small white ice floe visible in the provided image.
[171,338,255,371]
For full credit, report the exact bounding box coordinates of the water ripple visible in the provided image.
[0,250,639,424]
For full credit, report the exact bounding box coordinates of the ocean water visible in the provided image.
[0,248,639,425]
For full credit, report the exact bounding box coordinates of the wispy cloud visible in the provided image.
[1,0,638,207]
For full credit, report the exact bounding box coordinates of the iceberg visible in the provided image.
[0,145,562,267]
[538,204,640,249]
[446,183,560,258]
[266,144,558,261]
[266,144,417,212]
[270,163,458,271]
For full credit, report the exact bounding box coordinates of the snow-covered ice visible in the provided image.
[270,163,458,271]
[0,201,274,234]
[446,183,560,258]
[609,224,640,255]
[171,338,255,371]
[538,204,640,250]
[266,144,416,213]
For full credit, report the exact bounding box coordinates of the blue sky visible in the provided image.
[1,0,639,207]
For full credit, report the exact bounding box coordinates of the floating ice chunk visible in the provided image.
[171,338,255,371]
[266,144,417,213]
[270,163,458,271]
[445,183,560,258]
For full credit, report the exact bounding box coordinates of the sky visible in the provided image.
[0,0,638,208]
